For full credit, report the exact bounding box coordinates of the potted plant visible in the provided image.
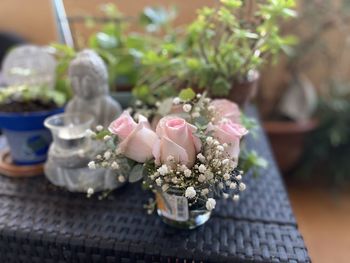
[89,91,249,229]
[133,0,297,107]
[263,0,349,173]
[0,85,66,165]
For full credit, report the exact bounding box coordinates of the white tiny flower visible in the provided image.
[155,101,161,107]
[156,178,162,186]
[103,135,111,141]
[205,171,214,180]
[96,155,102,160]
[223,193,229,199]
[157,164,169,175]
[185,187,196,199]
[192,112,200,118]
[233,195,240,202]
[206,137,213,144]
[223,143,228,148]
[218,182,224,189]
[96,125,103,131]
[88,161,96,169]
[86,129,96,138]
[205,98,211,103]
[230,182,237,189]
[226,180,232,186]
[206,198,216,211]
[173,97,181,105]
[239,182,246,191]
[236,174,242,181]
[111,161,119,170]
[184,169,192,177]
[223,173,230,180]
[118,175,126,183]
[222,159,229,165]
[216,145,224,152]
[183,104,192,112]
[196,94,202,98]
[180,164,188,171]
[171,177,179,184]
[135,100,142,106]
[208,105,215,112]
[201,188,209,196]
[104,151,111,160]
[87,188,94,195]
[198,174,206,182]
[197,153,206,163]
[198,164,206,173]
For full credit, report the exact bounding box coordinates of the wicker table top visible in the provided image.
[0,106,310,263]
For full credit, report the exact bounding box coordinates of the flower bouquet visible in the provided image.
[89,91,248,229]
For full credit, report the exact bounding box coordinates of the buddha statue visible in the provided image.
[66,49,122,127]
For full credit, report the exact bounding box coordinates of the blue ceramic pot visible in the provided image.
[0,108,64,165]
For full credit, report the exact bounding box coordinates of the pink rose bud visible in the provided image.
[109,111,159,163]
[208,120,248,165]
[210,99,241,123]
[153,116,201,168]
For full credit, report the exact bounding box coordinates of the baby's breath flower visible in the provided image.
[96,155,102,160]
[87,188,94,196]
[171,177,179,184]
[157,164,169,175]
[206,198,216,211]
[156,178,162,186]
[198,174,206,183]
[222,159,229,165]
[111,161,119,170]
[183,104,192,112]
[88,161,96,169]
[103,135,111,141]
[205,171,214,180]
[216,145,224,152]
[223,143,228,148]
[196,93,202,98]
[239,182,246,191]
[198,164,206,173]
[96,125,103,132]
[173,97,181,104]
[206,137,213,144]
[236,174,242,181]
[218,182,224,189]
[192,112,200,118]
[118,175,126,183]
[104,151,111,160]
[201,188,209,196]
[155,101,161,107]
[197,153,206,163]
[135,100,142,106]
[233,195,240,202]
[223,193,229,199]
[185,187,196,199]
[208,105,215,112]
[86,129,96,138]
[184,169,192,177]
[223,173,230,180]
[230,182,237,189]
[166,155,175,163]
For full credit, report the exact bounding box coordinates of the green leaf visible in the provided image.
[129,164,145,183]
[178,88,196,101]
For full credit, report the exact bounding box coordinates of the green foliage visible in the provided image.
[178,88,196,101]
[239,149,268,177]
[0,85,66,107]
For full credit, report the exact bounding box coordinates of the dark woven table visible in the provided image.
[0,106,310,263]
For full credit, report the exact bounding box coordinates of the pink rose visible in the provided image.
[153,116,201,168]
[209,120,248,163]
[211,99,241,123]
[109,111,158,163]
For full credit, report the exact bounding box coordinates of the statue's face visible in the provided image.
[70,67,107,99]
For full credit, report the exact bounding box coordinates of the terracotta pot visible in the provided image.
[264,119,318,174]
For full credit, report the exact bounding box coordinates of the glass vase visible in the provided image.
[155,189,211,229]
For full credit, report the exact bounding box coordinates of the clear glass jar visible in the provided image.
[156,189,211,229]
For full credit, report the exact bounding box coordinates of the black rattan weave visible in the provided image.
[0,106,310,262]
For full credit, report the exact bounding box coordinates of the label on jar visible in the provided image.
[156,192,189,222]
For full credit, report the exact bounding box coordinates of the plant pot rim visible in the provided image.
[263,118,319,134]
[0,106,64,118]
